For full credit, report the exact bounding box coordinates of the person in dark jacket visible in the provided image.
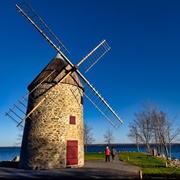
[111,146,117,162]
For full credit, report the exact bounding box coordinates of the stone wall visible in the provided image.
[19,81,84,169]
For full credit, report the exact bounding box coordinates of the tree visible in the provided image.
[84,121,95,152]
[128,100,180,159]
[127,124,141,152]
[136,111,153,153]
[104,127,114,145]
[15,126,23,146]
[130,101,154,154]
[151,110,180,159]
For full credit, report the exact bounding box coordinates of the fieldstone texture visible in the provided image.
[19,54,84,170]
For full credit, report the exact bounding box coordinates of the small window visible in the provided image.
[81,96,83,105]
[70,115,76,125]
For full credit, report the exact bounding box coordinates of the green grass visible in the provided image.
[118,152,166,167]
[85,152,180,179]
[84,152,105,160]
[118,152,180,178]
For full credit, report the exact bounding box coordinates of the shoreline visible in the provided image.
[1,142,180,147]
[1,145,180,162]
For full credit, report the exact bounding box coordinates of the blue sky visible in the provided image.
[0,0,180,146]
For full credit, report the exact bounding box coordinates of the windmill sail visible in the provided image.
[77,39,111,73]
[5,70,57,126]
[11,2,123,129]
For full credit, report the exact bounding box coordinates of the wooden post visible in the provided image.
[127,156,129,161]
[166,161,168,167]
[139,170,143,179]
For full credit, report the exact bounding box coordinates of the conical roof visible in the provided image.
[28,53,83,91]
[54,52,64,59]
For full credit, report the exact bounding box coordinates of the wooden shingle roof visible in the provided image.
[28,53,83,91]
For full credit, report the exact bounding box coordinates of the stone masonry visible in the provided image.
[19,54,84,170]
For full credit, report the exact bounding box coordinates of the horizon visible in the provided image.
[1,142,180,148]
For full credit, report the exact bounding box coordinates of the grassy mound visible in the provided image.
[0,161,19,168]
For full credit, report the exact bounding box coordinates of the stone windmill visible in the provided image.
[6,2,123,170]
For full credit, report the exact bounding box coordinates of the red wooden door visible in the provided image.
[66,140,78,165]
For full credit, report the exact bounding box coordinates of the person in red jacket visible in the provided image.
[105,146,111,162]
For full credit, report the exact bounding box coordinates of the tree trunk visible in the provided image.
[164,144,170,159]
[136,143,140,152]
[146,143,151,154]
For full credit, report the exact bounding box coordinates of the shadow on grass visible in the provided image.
[144,174,180,179]
[0,161,19,168]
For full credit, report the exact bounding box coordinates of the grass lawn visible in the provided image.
[85,152,180,179]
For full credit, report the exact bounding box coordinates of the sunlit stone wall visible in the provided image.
[19,82,84,170]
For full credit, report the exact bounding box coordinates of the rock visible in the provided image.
[12,156,20,162]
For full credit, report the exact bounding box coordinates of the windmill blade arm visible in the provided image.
[5,113,24,128]
[15,3,70,55]
[84,93,119,130]
[16,3,110,74]
[16,68,75,127]
[16,93,48,127]
[16,2,74,69]
[78,69,123,125]
[76,39,110,67]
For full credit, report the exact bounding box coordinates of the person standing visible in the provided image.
[111,146,117,162]
[105,146,110,162]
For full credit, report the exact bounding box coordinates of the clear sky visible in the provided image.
[0,0,180,146]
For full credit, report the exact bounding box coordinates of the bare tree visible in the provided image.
[84,121,95,152]
[128,100,180,159]
[127,123,141,152]
[151,110,180,159]
[15,126,23,146]
[104,127,114,145]
[133,109,153,153]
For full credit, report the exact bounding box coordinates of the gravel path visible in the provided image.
[0,156,142,179]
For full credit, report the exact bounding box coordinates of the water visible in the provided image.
[0,147,21,162]
[1,144,180,162]
[85,144,145,153]
[85,144,180,160]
